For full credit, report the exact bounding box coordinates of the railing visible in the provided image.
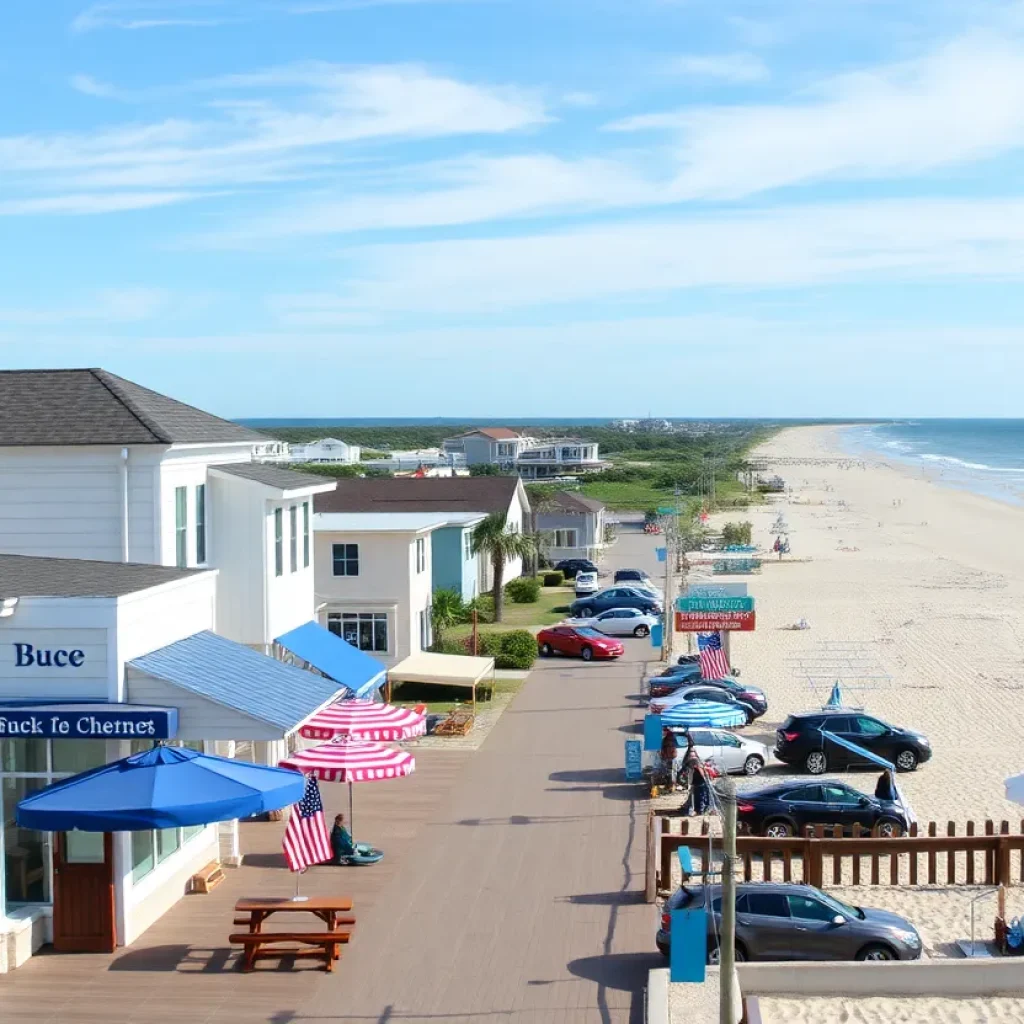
[655,817,1024,895]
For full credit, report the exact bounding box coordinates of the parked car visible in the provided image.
[650,685,758,724]
[647,665,703,697]
[554,558,599,579]
[774,710,932,775]
[734,779,910,838]
[657,882,922,962]
[670,727,768,775]
[573,571,599,596]
[649,673,763,709]
[566,607,659,637]
[614,568,653,586]
[569,587,662,619]
[536,625,624,661]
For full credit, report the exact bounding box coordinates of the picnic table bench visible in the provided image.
[231,897,355,972]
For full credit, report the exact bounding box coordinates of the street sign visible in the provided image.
[670,909,707,983]
[685,583,748,599]
[675,597,754,613]
[675,611,756,632]
[650,622,663,648]
[624,740,643,780]
[656,506,676,515]
[656,547,667,562]
[644,713,663,750]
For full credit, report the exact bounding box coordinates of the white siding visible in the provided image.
[265,498,316,643]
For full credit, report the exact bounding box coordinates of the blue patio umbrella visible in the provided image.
[826,682,844,707]
[16,745,305,832]
[661,700,746,729]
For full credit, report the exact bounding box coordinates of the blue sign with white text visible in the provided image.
[625,739,643,780]
[670,909,707,982]
[0,703,177,739]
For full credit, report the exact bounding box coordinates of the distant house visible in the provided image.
[443,428,606,478]
[361,448,464,473]
[314,476,531,595]
[537,491,609,563]
[285,437,361,464]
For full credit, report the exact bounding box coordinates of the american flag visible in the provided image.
[282,775,332,872]
[697,632,730,679]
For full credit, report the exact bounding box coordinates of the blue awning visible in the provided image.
[820,729,895,771]
[275,621,386,699]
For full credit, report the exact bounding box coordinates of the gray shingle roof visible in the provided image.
[0,368,269,446]
[545,491,606,514]
[314,476,522,515]
[129,630,343,732]
[210,462,335,491]
[0,554,206,598]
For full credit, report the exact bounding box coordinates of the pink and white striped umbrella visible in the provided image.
[280,738,416,784]
[299,699,426,742]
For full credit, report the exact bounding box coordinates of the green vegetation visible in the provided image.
[290,462,389,479]
[471,512,536,622]
[448,586,572,636]
[505,576,541,603]
[430,587,466,644]
[542,570,564,587]
[721,521,754,546]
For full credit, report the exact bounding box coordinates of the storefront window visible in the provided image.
[132,830,154,883]
[51,740,109,775]
[156,828,180,863]
[3,777,50,904]
[2,739,47,774]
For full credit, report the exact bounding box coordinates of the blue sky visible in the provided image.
[4,0,1024,418]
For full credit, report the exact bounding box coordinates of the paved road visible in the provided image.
[307,521,665,1023]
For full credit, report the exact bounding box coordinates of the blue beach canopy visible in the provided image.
[826,682,844,707]
[16,745,305,832]
[275,621,386,699]
[820,730,895,772]
[661,700,746,729]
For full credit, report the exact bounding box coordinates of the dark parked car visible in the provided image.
[569,587,662,618]
[614,568,654,586]
[649,673,764,708]
[657,882,922,962]
[775,710,932,775]
[650,684,762,724]
[554,558,599,579]
[735,779,910,837]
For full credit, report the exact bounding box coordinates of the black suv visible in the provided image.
[554,558,599,579]
[775,710,931,775]
[737,779,910,838]
[614,568,653,585]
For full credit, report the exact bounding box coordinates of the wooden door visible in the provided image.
[53,832,116,952]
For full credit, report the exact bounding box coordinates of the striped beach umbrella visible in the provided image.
[280,738,415,837]
[299,699,427,742]
[660,700,746,729]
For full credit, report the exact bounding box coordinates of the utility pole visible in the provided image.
[661,506,675,663]
[718,775,737,1024]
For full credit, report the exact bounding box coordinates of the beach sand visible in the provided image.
[757,995,1024,1024]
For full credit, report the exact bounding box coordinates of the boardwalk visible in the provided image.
[1,524,663,1023]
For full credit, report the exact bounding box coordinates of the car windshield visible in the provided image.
[815,890,865,920]
[576,628,604,639]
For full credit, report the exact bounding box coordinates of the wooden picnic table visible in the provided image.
[231,897,356,972]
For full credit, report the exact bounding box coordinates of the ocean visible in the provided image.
[844,420,1024,506]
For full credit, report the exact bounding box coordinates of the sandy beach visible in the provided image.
[757,995,1024,1024]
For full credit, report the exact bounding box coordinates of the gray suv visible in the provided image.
[657,882,922,963]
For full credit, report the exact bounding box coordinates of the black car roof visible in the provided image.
[745,779,865,799]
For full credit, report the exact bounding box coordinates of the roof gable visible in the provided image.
[314,476,523,515]
[459,427,521,440]
[0,368,268,446]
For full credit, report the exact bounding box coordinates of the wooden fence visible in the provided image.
[654,817,1024,896]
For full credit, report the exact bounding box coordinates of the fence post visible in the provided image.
[804,836,822,889]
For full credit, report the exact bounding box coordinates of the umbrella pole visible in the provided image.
[349,781,354,839]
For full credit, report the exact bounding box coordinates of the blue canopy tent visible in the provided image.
[16,745,305,832]
[660,701,747,729]
[819,730,916,825]
[275,622,386,699]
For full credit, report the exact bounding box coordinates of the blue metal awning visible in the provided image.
[820,729,895,771]
[275,621,386,699]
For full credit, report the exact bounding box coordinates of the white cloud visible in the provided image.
[611,33,1024,198]
[70,74,122,99]
[0,192,201,215]
[667,53,768,83]
[305,196,1024,314]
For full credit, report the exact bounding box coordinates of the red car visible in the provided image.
[537,625,624,661]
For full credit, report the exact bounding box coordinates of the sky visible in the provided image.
[4,0,1024,418]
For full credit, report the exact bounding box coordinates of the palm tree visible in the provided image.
[430,587,465,646]
[471,512,536,623]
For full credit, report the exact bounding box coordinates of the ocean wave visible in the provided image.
[920,454,1024,473]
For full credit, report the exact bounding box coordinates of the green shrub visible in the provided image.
[467,594,495,624]
[431,636,470,655]
[505,576,541,603]
[542,570,564,587]
[495,630,537,670]
[477,632,504,657]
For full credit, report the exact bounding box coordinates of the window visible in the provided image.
[419,609,431,650]
[416,537,426,573]
[743,892,791,918]
[328,612,388,653]
[195,484,207,564]
[464,531,473,561]
[780,786,822,802]
[274,508,283,576]
[788,895,837,922]
[303,502,310,568]
[823,785,861,805]
[289,505,298,573]
[718,734,742,748]
[332,543,359,577]
[854,717,888,737]
[553,529,579,548]
[174,486,187,567]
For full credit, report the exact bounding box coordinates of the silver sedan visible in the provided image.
[565,607,660,637]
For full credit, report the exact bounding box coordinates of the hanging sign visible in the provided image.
[0,703,178,739]
[669,908,708,983]
[675,597,754,613]
[675,611,756,632]
[685,583,748,599]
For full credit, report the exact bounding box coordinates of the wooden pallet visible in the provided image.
[434,709,475,736]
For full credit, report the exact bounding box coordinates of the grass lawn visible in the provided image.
[446,586,574,638]
[578,480,678,510]
[390,674,524,715]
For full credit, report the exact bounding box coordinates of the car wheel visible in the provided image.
[707,943,746,965]
[540,643,553,657]
[657,941,669,958]
[579,607,594,618]
[743,755,764,776]
[895,749,918,772]
[856,943,897,962]
[581,646,594,662]
[874,816,904,838]
[764,820,793,838]
[633,624,650,637]
[805,751,827,774]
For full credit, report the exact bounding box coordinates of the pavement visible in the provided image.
[1,520,666,1023]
